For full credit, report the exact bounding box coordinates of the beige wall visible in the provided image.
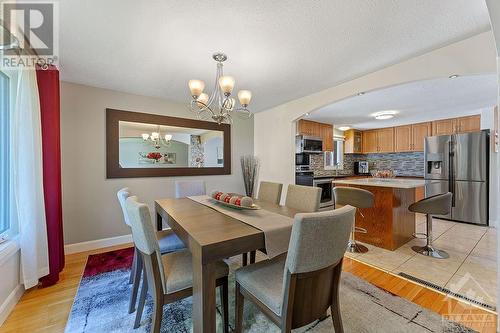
[60,82,254,245]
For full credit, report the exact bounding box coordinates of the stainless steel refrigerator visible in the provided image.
[424,130,489,225]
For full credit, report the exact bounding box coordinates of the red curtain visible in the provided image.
[36,65,65,287]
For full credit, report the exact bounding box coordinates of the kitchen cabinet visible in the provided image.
[432,115,480,135]
[362,128,394,153]
[394,125,412,152]
[377,128,394,152]
[344,129,362,153]
[394,122,431,152]
[456,115,481,133]
[411,122,432,151]
[321,123,333,151]
[297,119,321,137]
[362,130,378,153]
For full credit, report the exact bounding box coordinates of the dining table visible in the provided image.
[155,196,298,333]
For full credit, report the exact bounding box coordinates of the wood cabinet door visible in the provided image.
[377,128,394,153]
[394,125,412,152]
[321,124,333,151]
[456,115,480,133]
[411,122,431,151]
[362,130,378,153]
[432,118,456,136]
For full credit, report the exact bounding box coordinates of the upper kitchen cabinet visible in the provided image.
[394,122,431,152]
[344,129,362,153]
[362,128,394,153]
[297,119,333,151]
[297,119,321,137]
[432,115,480,136]
[321,123,334,151]
[456,115,481,133]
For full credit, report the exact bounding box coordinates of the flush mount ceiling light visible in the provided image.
[338,126,351,131]
[357,92,365,96]
[372,110,398,120]
[188,52,252,124]
[448,74,459,79]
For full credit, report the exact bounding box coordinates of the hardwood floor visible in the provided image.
[0,244,496,333]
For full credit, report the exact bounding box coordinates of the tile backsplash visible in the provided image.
[310,152,425,177]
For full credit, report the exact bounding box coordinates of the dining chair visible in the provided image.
[242,181,284,266]
[174,180,206,198]
[126,196,230,333]
[333,186,374,253]
[116,188,185,316]
[284,184,322,213]
[234,205,356,333]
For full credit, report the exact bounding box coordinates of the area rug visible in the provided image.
[65,248,475,333]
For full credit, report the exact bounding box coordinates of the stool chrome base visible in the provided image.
[347,241,368,253]
[411,245,449,259]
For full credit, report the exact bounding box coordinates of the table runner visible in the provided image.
[188,195,294,258]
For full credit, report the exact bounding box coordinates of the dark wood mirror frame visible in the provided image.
[106,108,231,178]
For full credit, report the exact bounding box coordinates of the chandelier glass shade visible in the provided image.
[142,127,172,149]
[188,53,252,124]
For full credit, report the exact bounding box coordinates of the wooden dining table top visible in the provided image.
[154,197,299,333]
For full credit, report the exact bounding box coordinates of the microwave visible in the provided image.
[296,135,323,153]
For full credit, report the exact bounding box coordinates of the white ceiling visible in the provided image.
[306,74,498,129]
[59,1,491,112]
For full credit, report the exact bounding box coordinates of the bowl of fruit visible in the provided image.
[210,191,260,210]
[371,169,396,179]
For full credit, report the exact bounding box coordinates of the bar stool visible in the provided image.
[409,192,452,259]
[333,186,374,253]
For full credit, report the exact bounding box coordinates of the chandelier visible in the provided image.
[141,126,172,149]
[188,52,252,124]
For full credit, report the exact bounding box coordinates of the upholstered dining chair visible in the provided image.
[116,188,185,317]
[284,184,322,213]
[234,206,356,333]
[126,196,230,333]
[242,181,284,266]
[174,180,206,198]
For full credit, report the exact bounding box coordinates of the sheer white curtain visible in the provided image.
[12,67,49,288]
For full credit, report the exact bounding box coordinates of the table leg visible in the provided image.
[192,253,217,333]
[156,212,162,231]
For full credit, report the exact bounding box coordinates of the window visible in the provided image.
[333,140,344,169]
[0,71,9,238]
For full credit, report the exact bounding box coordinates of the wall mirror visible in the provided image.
[106,109,231,178]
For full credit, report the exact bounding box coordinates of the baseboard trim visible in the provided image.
[64,234,133,254]
[0,284,24,326]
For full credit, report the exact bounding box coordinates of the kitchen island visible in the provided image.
[333,178,433,251]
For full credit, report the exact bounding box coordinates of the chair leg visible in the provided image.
[235,282,244,333]
[220,277,229,333]
[129,248,137,284]
[128,253,142,314]
[330,262,344,333]
[134,269,148,329]
[242,253,248,266]
[249,250,256,264]
[151,290,163,333]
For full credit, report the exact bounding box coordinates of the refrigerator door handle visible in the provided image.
[449,140,455,207]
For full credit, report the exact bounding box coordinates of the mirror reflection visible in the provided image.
[118,121,224,168]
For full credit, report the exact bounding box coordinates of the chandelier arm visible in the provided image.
[206,62,223,109]
[190,99,216,117]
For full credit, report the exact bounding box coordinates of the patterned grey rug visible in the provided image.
[65,251,475,333]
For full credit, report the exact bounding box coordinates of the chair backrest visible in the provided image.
[125,196,167,293]
[285,184,321,212]
[409,192,452,215]
[282,205,356,328]
[117,187,131,227]
[333,186,374,209]
[175,180,206,198]
[258,181,283,204]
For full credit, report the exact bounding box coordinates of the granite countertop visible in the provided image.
[313,170,353,178]
[332,178,434,189]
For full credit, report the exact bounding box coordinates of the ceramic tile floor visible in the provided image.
[345,214,498,309]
